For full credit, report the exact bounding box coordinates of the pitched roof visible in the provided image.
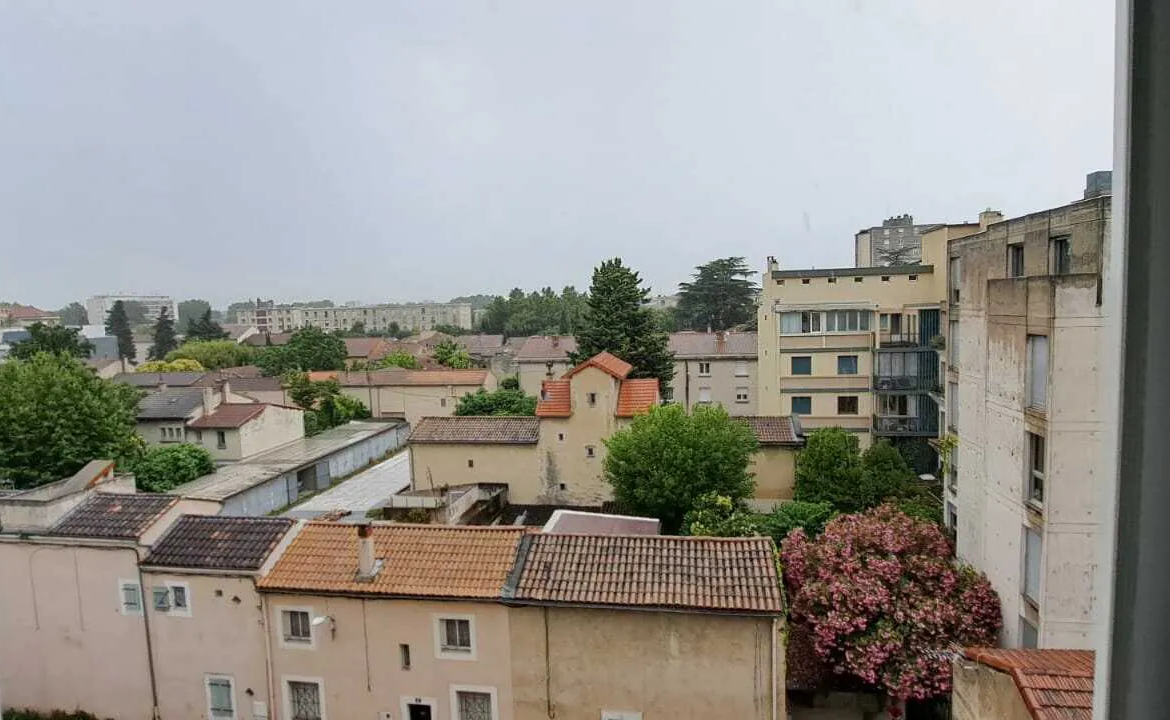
[243,332,293,347]
[455,334,505,354]
[409,416,541,445]
[516,335,577,361]
[669,331,758,358]
[217,376,283,393]
[616,378,659,417]
[187,403,269,429]
[192,366,265,385]
[117,372,208,388]
[333,369,489,387]
[6,305,55,320]
[963,648,1095,720]
[50,493,178,540]
[565,351,633,380]
[506,534,783,614]
[343,337,390,359]
[257,522,527,599]
[137,388,208,420]
[142,515,295,571]
[739,416,803,446]
[535,379,572,417]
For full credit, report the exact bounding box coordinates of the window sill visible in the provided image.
[1022,595,1040,612]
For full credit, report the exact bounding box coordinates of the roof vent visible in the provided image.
[356,523,382,580]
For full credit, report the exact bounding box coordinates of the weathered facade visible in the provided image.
[667,331,758,415]
[237,301,474,333]
[331,369,496,426]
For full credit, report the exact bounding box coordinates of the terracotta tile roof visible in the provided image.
[669,331,758,358]
[409,416,541,444]
[536,380,572,417]
[142,515,295,571]
[50,493,178,540]
[616,378,659,417]
[516,335,577,361]
[455,334,505,354]
[257,522,527,599]
[506,534,783,614]
[307,371,338,382]
[565,351,633,380]
[739,416,804,446]
[343,337,390,359]
[964,648,1095,720]
[218,376,283,393]
[187,403,269,428]
[6,305,55,320]
[334,369,489,387]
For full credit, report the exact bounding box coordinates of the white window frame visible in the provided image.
[276,606,316,650]
[449,685,498,720]
[585,445,596,459]
[152,581,192,617]
[697,361,711,376]
[1027,432,1046,506]
[697,386,712,404]
[205,674,237,720]
[734,360,748,377]
[118,578,143,615]
[433,614,477,661]
[282,676,326,720]
[216,430,227,449]
[735,387,749,403]
[1022,525,1043,606]
[837,355,859,375]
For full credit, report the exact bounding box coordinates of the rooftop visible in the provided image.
[535,379,572,417]
[739,416,804,446]
[257,522,527,599]
[343,337,390,359]
[187,403,271,429]
[615,378,659,417]
[541,509,660,535]
[50,493,178,540]
[771,264,933,280]
[454,334,505,354]
[516,335,577,361]
[142,515,295,572]
[565,351,633,380]
[409,416,541,445]
[117,372,208,388]
[963,648,1095,720]
[136,388,209,420]
[668,331,758,358]
[331,369,489,387]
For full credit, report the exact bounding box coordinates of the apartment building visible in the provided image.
[944,187,1111,650]
[237,301,474,334]
[853,214,945,267]
[667,331,758,415]
[86,294,177,325]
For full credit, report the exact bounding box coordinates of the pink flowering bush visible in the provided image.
[781,504,1001,707]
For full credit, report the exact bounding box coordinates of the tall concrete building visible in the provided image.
[943,178,1111,650]
[854,214,946,268]
[236,301,474,334]
[86,294,176,325]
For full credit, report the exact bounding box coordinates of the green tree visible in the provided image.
[375,350,422,370]
[432,340,472,369]
[167,341,256,370]
[571,259,674,385]
[757,500,838,543]
[682,492,761,537]
[455,388,538,416]
[136,359,206,373]
[256,327,347,376]
[132,443,215,493]
[0,354,143,488]
[121,301,148,326]
[675,256,759,331]
[177,299,212,330]
[186,308,229,341]
[8,323,94,360]
[858,439,918,509]
[285,373,369,435]
[604,404,758,533]
[500,375,520,390]
[147,306,179,361]
[794,430,921,515]
[56,301,89,326]
[104,300,136,362]
[432,324,469,336]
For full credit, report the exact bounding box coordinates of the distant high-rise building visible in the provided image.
[854,214,945,268]
[86,294,176,325]
[236,300,474,334]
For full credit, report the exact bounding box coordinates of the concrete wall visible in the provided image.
[340,382,493,426]
[951,660,1031,720]
[749,447,798,509]
[238,405,304,459]
[410,443,544,498]
[670,356,757,415]
[509,606,783,720]
[517,359,573,396]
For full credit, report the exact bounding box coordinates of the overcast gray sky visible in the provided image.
[1,0,1113,310]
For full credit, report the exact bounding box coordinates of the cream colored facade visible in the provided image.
[238,302,474,333]
[516,357,572,395]
[669,355,758,416]
[189,404,304,462]
[749,447,798,510]
[340,376,496,427]
[411,443,543,497]
[508,606,784,720]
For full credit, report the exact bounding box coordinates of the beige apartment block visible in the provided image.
[328,368,495,426]
[667,331,758,415]
[944,191,1111,650]
[238,302,474,334]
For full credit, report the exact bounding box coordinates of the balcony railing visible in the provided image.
[872,374,930,392]
[872,414,940,436]
[878,331,924,347]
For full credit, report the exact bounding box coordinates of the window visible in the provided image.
[602,713,644,720]
[586,392,597,407]
[1027,433,1045,504]
[881,276,891,282]
[791,356,812,375]
[585,446,595,458]
[452,687,497,720]
[948,382,959,429]
[908,274,918,281]
[436,616,475,659]
[119,580,143,615]
[698,387,712,404]
[878,394,909,416]
[734,360,748,377]
[824,309,871,332]
[1050,236,1071,275]
[735,387,749,403]
[949,257,961,303]
[467,459,474,468]
[206,676,235,720]
[216,431,227,449]
[557,432,565,442]
[440,398,447,408]
[1027,335,1049,410]
[791,396,811,415]
[1020,617,1039,649]
[282,609,312,644]
[194,430,203,443]
[661,386,674,402]
[160,428,167,441]
[946,502,957,532]
[801,278,810,284]
[400,643,411,670]
[837,355,858,375]
[837,396,859,415]
[854,276,863,283]
[697,361,711,376]
[779,311,820,334]
[1023,526,1042,604]
[1008,244,1025,277]
[285,679,323,720]
[827,277,837,284]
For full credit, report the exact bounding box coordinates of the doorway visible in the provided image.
[407,704,432,720]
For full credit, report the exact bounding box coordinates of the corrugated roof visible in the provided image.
[143,515,295,571]
[507,534,783,614]
[668,331,758,358]
[564,351,633,380]
[616,379,659,417]
[50,493,178,540]
[535,380,572,417]
[964,648,1095,720]
[516,336,577,361]
[739,416,803,446]
[408,416,541,444]
[187,403,269,429]
[333,369,488,387]
[137,388,208,420]
[257,522,527,599]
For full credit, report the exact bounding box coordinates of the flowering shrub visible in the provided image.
[781,504,1001,709]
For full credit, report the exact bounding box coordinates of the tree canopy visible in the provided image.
[56,301,88,326]
[285,373,369,436]
[432,340,472,369]
[455,388,537,416]
[167,341,256,370]
[794,430,924,515]
[256,328,347,376]
[376,350,422,369]
[604,404,757,533]
[104,300,136,362]
[681,492,761,537]
[136,359,206,373]
[477,286,589,337]
[177,299,212,330]
[132,443,215,493]
[675,256,759,331]
[8,323,93,361]
[147,306,179,361]
[186,308,229,341]
[571,258,674,385]
[121,300,148,326]
[0,354,143,488]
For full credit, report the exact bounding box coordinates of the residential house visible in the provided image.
[196,372,290,405]
[343,337,394,367]
[514,335,577,394]
[0,460,132,533]
[117,371,210,389]
[140,515,298,720]
[186,403,304,462]
[84,356,124,378]
[944,185,1111,649]
[952,648,1094,720]
[0,303,60,327]
[455,334,506,362]
[330,368,496,425]
[0,493,219,720]
[220,323,261,344]
[136,387,222,444]
[409,417,543,499]
[668,331,758,414]
[740,416,806,510]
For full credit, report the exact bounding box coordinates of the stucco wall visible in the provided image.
[750,447,798,508]
[670,356,757,415]
[508,606,783,720]
[950,661,1031,720]
[518,360,572,395]
[410,443,543,499]
[238,405,304,459]
[341,383,489,425]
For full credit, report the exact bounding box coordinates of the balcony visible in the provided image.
[878,331,923,348]
[872,414,939,436]
[872,374,931,393]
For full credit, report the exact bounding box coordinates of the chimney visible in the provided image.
[356,523,380,579]
[766,256,779,273]
[220,379,232,401]
[201,386,215,415]
[551,336,559,348]
[978,209,1004,230]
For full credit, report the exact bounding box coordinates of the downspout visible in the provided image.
[544,606,554,719]
[262,594,276,720]
[771,617,779,720]
[136,563,162,720]
[684,360,691,409]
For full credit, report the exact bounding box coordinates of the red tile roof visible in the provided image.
[536,379,572,417]
[334,369,489,387]
[964,648,1095,720]
[6,304,55,320]
[516,335,577,361]
[739,416,803,446]
[616,378,659,417]
[565,351,633,380]
[506,534,784,614]
[343,337,391,359]
[668,331,758,358]
[409,416,541,444]
[257,522,527,599]
[187,403,268,428]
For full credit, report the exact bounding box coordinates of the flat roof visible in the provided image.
[771,264,933,280]
[170,420,403,502]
